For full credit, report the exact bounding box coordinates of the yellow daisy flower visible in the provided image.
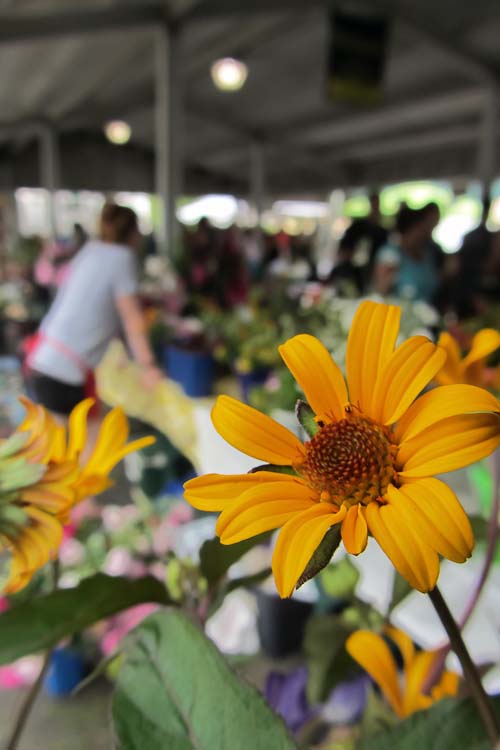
[436,329,500,388]
[346,627,459,718]
[0,397,154,593]
[184,301,500,598]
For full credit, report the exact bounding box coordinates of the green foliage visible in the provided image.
[319,557,360,600]
[199,533,270,587]
[295,399,318,437]
[0,574,170,665]
[303,612,358,703]
[249,464,298,476]
[296,526,342,589]
[112,609,299,750]
[357,696,500,750]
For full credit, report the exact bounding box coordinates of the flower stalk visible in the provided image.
[428,586,500,749]
[423,449,500,695]
[3,561,59,750]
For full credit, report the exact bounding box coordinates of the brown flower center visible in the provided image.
[294,414,397,506]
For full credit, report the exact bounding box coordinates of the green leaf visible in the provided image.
[303,613,358,703]
[319,557,360,599]
[296,526,342,590]
[389,571,413,611]
[249,464,298,476]
[468,462,493,516]
[112,609,299,750]
[199,533,270,586]
[295,399,318,437]
[0,574,170,665]
[357,696,500,750]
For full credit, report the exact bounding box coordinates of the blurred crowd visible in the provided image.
[179,195,500,320]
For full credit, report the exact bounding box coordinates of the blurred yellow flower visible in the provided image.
[436,329,500,389]
[0,397,154,593]
[185,301,500,598]
[346,627,459,717]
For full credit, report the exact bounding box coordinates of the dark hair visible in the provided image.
[99,203,139,245]
[396,206,424,234]
[422,201,440,217]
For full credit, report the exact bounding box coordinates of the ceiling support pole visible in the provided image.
[477,87,499,199]
[38,123,60,239]
[154,21,182,256]
[249,139,265,223]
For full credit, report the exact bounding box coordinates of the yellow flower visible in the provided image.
[346,627,459,718]
[436,329,500,388]
[0,397,154,593]
[184,301,500,597]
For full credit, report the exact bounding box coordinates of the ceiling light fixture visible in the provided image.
[104,120,132,145]
[210,57,248,92]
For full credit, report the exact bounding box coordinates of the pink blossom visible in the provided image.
[101,604,159,656]
[59,538,85,567]
[102,505,140,533]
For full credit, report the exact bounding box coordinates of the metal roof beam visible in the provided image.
[372,0,500,85]
[0,5,164,43]
[284,88,486,147]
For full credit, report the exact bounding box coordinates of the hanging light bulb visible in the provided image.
[104,120,132,145]
[210,57,248,92]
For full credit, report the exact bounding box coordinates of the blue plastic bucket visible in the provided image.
[164,346,214,397]
[238,368,270,402]
[44,647,86,697]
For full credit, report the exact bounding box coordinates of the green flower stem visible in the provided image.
[423,450,500,695]
[428,586,500,750]
[3,649,53,750]
[3,560,59,750]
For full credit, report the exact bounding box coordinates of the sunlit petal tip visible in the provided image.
[278,334,347,421]
[212,395,304,465]
[341,505,368,555]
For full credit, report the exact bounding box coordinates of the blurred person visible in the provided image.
[327,237,364,296]
[27,203,162,416]
[241,228,264,282]
[217,225,249,308]
[374,206,439,303]
[371,246,400,297]
[453,197,494,317]
[71,222,88,252]
[341,192,388,269]
[421,202,446,270]
[186,217,218,297]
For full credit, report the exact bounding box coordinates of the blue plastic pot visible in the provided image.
[163,346,215,397]
[238,368,270,403]
[44,647,86,697]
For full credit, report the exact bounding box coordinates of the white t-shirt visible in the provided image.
[31,240,138,385]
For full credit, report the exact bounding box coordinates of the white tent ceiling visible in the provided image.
[0,0,499,195]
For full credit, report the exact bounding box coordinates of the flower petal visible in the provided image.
[395,384,500,443]
[384,625,415,669]
[372,337,446,425]
[272,503,346,597]
[67,398,95,459]
[279,334,347,421]
[212,395,304,465]
[464,329,500,368]
[184,471,300,512]
[365,501,439,592]
[404,651,436,716]
[397,413,500,477]
[346,301,400,416]
[341,505,368,554]
[386,481,473,562]
[346,631,403,717]
[217,480,316,544]
[434,333,463,386]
